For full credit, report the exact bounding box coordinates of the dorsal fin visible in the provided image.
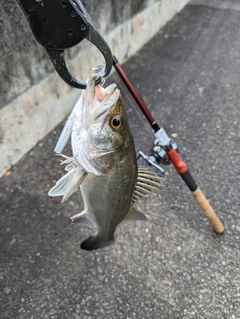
[132,166,163,203]
[124,207,147,221]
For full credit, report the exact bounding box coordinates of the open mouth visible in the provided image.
[90,81,119,122]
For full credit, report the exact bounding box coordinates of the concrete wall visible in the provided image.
[0,0,191,177]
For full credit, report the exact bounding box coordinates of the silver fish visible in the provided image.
[48,75,162,250]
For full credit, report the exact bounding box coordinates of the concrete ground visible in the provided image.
[1,1,240,318]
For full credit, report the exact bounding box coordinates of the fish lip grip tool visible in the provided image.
[16,0,112,89]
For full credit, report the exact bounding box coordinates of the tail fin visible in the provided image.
[80,236,114,251]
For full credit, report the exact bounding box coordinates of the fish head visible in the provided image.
[90,89,129,150]
[72,75,133,174]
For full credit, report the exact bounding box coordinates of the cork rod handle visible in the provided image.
[192,188,224,233]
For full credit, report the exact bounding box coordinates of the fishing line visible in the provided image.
[112,71,153,137]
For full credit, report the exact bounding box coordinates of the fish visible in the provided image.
[48,75,162,251]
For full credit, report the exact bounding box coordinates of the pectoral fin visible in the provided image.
[48,168,87,203]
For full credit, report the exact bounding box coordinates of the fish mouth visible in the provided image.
[87,75,120,122]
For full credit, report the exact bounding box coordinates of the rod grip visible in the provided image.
[192,188,224,233]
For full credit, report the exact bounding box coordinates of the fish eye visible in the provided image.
[110,114,123,130]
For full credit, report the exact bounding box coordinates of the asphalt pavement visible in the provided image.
[1,1,240,318]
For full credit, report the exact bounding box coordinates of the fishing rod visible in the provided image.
[112,55,224,234]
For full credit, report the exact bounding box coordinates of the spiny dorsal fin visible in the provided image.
[124,207,147,221]
[132,166,163,203]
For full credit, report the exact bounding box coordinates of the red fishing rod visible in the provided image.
[113,55,224,234]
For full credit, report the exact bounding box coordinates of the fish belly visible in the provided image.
[80,155,137,241]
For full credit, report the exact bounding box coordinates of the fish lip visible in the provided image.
[97,83,117,104]
[86,75,120,123]
[88,75,117,103]
[93,85,118,121]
